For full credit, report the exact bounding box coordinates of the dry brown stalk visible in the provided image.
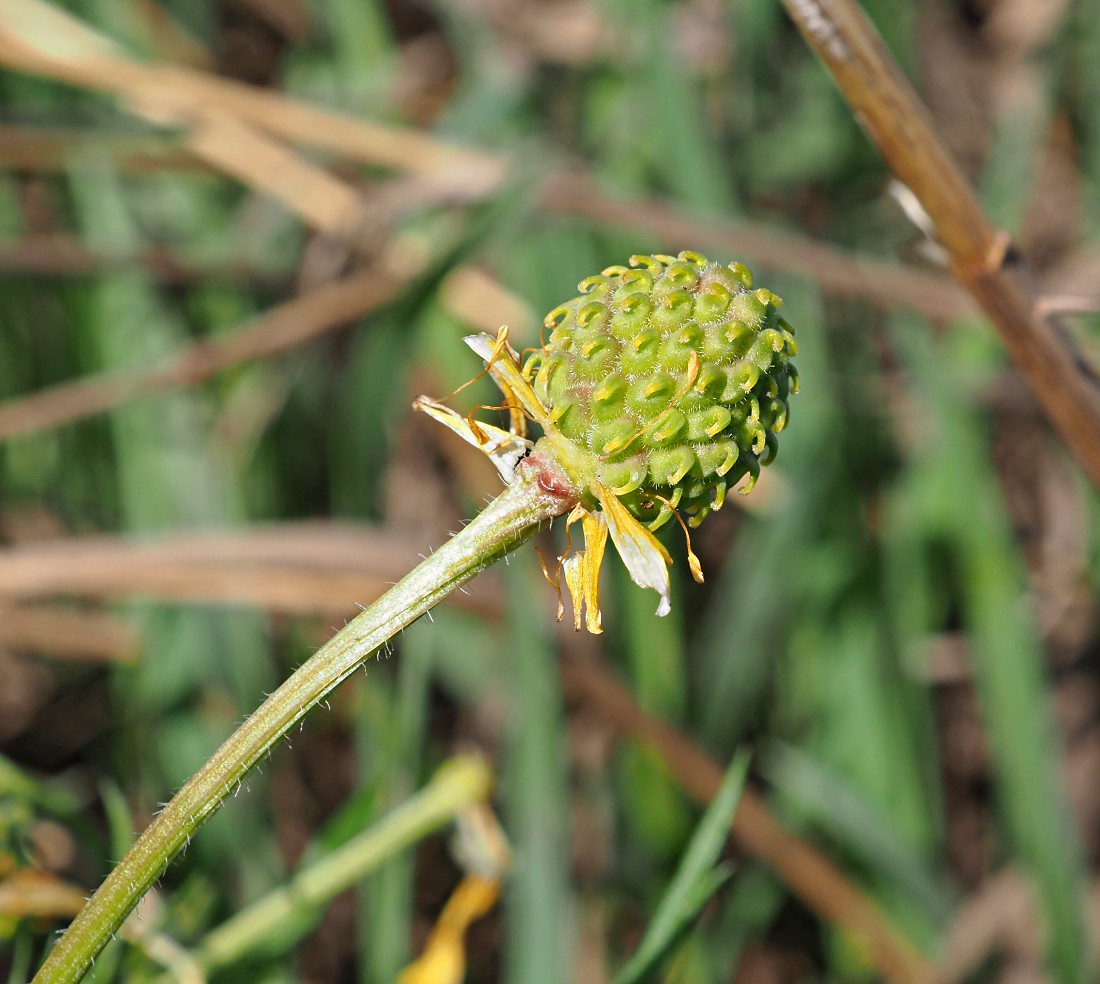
[941,870,1035,982]
[561,658,941,984]
[183,110,366,237]
[0,234,282,285]
[0,265,403,443]
[780,0,1100,489]
[0,132,967,320]
[538,171,972,320]
[0,3,502,248]
[0,603,139,663]
[0,523,499,618]
[942,869,1100,982]
[0,226,550,443]
[0,4,976,322]
[0,1,502,183]
[0,243,548,443]
[0,870,88,921]
[440,265,538,338]
[0,125,207,173]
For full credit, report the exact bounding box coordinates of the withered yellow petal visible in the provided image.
[596,484,673,617]
[687,548,705,584]
[395,937,464,984]
[437,875,501,933]
[463,330,551,426]
[413,395,532,483]
[562,553,585,632]
[396,876,500,984]
[579,510,608,633]
[560,507,608,633]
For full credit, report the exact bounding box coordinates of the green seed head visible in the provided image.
[523,251,798,526]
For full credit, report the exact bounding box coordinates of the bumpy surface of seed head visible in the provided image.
[523,251,798,527]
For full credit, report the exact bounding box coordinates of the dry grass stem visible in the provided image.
[0,125,207,173]
[0,118,973,322]
[0,870,88,921]
[0,3,984,323]
[781,0,1100,488]
[0,265,405,443]
[0,1,502,182]
[0,523,500,618]
[942,870,1100,982]
[0,603,139,663]
[182,110,367,238]
[538,172,972,320]
[0,233,282,284]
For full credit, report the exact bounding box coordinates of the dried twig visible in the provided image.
[0,870,89,921]
[0,522,500,618]
[780,0,1100,488]
[538,171,971,320]
[0,2,501,251]
[0,1,501,182]
[0,233,284,285]
[182,109,367,238]
[0,3,975,322]
[0,125,206,173]
[942,869,1100,982]
[0,265,404,442]
[0,603,139,663]
[0,133,968,319]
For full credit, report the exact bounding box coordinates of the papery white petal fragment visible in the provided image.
[413,396,532,483]
[597,484,673,618]
[462,332,509,364]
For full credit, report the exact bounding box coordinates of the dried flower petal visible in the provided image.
[561,506,609,632]
[396,875,500,984]
[413,395,532,483]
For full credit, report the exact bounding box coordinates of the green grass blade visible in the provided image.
[501,563,573,984]
[611,750,750,984]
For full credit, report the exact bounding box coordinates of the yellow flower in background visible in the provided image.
[416,251,798,633]
[394,875,500,984]
[395,798,509,984]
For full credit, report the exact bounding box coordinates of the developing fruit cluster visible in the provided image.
[523,251,798,528]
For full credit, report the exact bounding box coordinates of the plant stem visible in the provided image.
[34,452,577,984]
[137,754,492,979]
[779,0,1100,489]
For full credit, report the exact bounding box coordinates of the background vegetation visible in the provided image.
[1,0,1099,982]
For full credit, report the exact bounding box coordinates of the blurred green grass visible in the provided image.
[1,1,1098,983]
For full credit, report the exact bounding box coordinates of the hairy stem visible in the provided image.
[34,452,577,984]
[147,754,492,979]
